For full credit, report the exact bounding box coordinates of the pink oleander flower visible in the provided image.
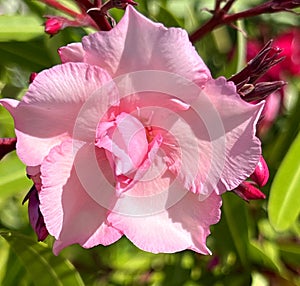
[0,7,263,255]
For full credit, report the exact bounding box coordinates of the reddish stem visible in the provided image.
[41,0,81,18]
[87,9,112,30]
[74,0,94,10]
[95,0,102,8]
[190,0,300,43]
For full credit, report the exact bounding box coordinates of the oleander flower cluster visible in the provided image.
[1,7,265,255]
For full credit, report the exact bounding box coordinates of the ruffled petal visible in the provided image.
[202,78,264,194]
[0,62,113,166]
[58,43,85,63]
[82,6,211,84]
[85,74,263,198]
[39,140,122,255]
[95,112,148,177]
[108,182,222,254]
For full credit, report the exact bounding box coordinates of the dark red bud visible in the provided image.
[250,156,269,187]
[0,138,17,161]
[22,186,49,241]
[233,181,266,202]
[242,81,286,102]
[29,72,37,84]
[229,40,285,87]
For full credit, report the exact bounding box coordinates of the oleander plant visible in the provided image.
[0,1,300,285]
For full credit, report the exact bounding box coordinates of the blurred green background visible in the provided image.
[0,0,299,285]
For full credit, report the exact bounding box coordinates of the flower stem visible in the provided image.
[190,0,300,43]
[87,9,112,31]
[41,0,82,18]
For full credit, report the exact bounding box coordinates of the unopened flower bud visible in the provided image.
[0,138,17,161]
[229,40,284,87]
[250,156,269,187]
[45,17,64,35]
[233,181,266,202]
[29,72,37,84]
[242,81,286,102]
[22,186,48,241]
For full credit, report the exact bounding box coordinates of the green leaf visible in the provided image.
[235,20,246,73]
[0,16,44,42]
[0,152,31,200]
[251,272,269,286]
[0,230,84,286]
[0,41,55,69]
[249,240,283,272]
[1,246,31,286]
[154,5,183,28]
[0,237,10,284]
[268,131,300,232]
[222,193,250,268]
[279,242,300,267]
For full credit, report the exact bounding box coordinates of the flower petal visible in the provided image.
[0,62,112,166]
[96,112,148,177]
[40,140,122,255]
[207,78,264,193]
[58,43,85,63]
[138,77,264,197]
[108,183,222,254]
[82,6,211,84]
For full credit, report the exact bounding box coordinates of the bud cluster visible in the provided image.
[41,0,137,35]
[229,40,286,102]
[233,156,269,202]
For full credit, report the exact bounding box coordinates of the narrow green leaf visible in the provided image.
[249,240,283,272]
[0,41,55,68]
[0,16,44,42]
[0,152,31,199]
[0,230,84,286]
[222,193,249,268]
[268,131,300,231]
[0,237,10,284]
[1,246,31,286]
[236,20,246,73]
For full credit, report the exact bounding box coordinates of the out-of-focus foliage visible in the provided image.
[0,230,84,286]
[269,130,300,232]
[0,0,299,285]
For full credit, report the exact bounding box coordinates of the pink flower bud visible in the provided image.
[233,182,266,202]
[250,156,269,187]
[22,186,49,241]
[44,17,64,35]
